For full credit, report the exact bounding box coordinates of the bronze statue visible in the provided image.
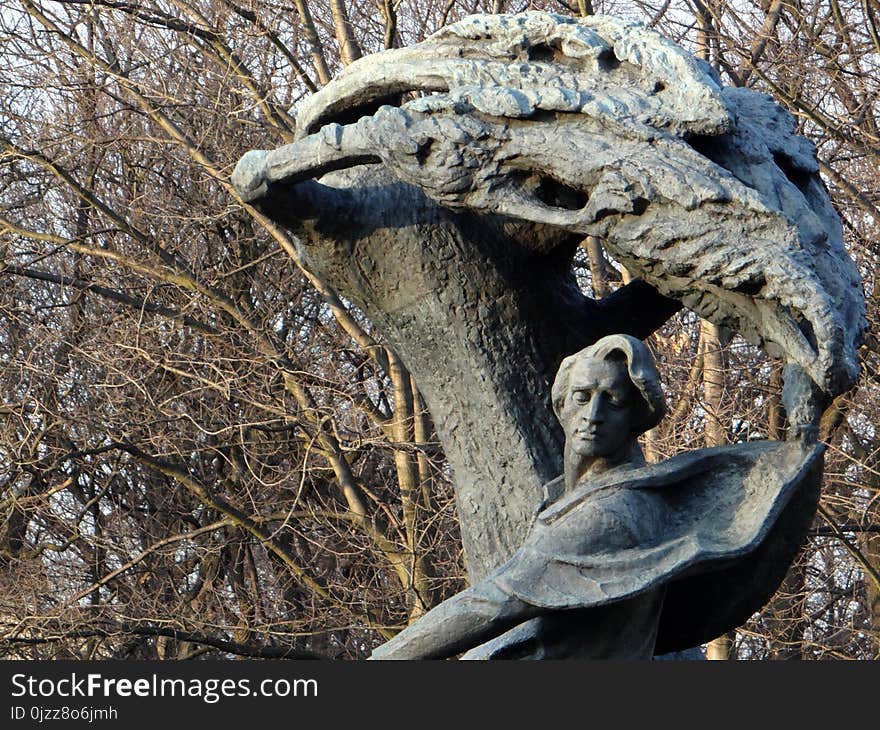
[371,335,822,659]
[235,12,862,658]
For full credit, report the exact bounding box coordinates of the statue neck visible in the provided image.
[564,441,646,493]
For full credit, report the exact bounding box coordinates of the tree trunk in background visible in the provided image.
[766,364,807,659]
[702,321,736,659]
[583,236,612,300]
[865,533,880,658]
[329,0,363,66]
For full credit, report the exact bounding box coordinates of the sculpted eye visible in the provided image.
[572,390,591,404]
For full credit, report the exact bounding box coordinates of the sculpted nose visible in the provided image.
[583,394,605,424]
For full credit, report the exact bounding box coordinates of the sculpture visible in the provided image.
[232,12,866,657]
[369,335,822,659]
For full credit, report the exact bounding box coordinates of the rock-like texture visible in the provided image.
[233,12,866,585]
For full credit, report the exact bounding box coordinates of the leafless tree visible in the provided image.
[0,0,876,659]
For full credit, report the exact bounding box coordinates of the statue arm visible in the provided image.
[370,575,541,660]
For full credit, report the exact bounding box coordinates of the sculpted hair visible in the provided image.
[551,334,666,436]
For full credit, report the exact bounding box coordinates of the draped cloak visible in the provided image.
[478,439,823,656]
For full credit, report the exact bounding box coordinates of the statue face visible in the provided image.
[561,357,639,459]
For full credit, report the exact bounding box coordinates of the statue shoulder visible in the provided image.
[538,475,565,512]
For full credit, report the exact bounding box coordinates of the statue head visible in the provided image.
[552,335,666,466]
